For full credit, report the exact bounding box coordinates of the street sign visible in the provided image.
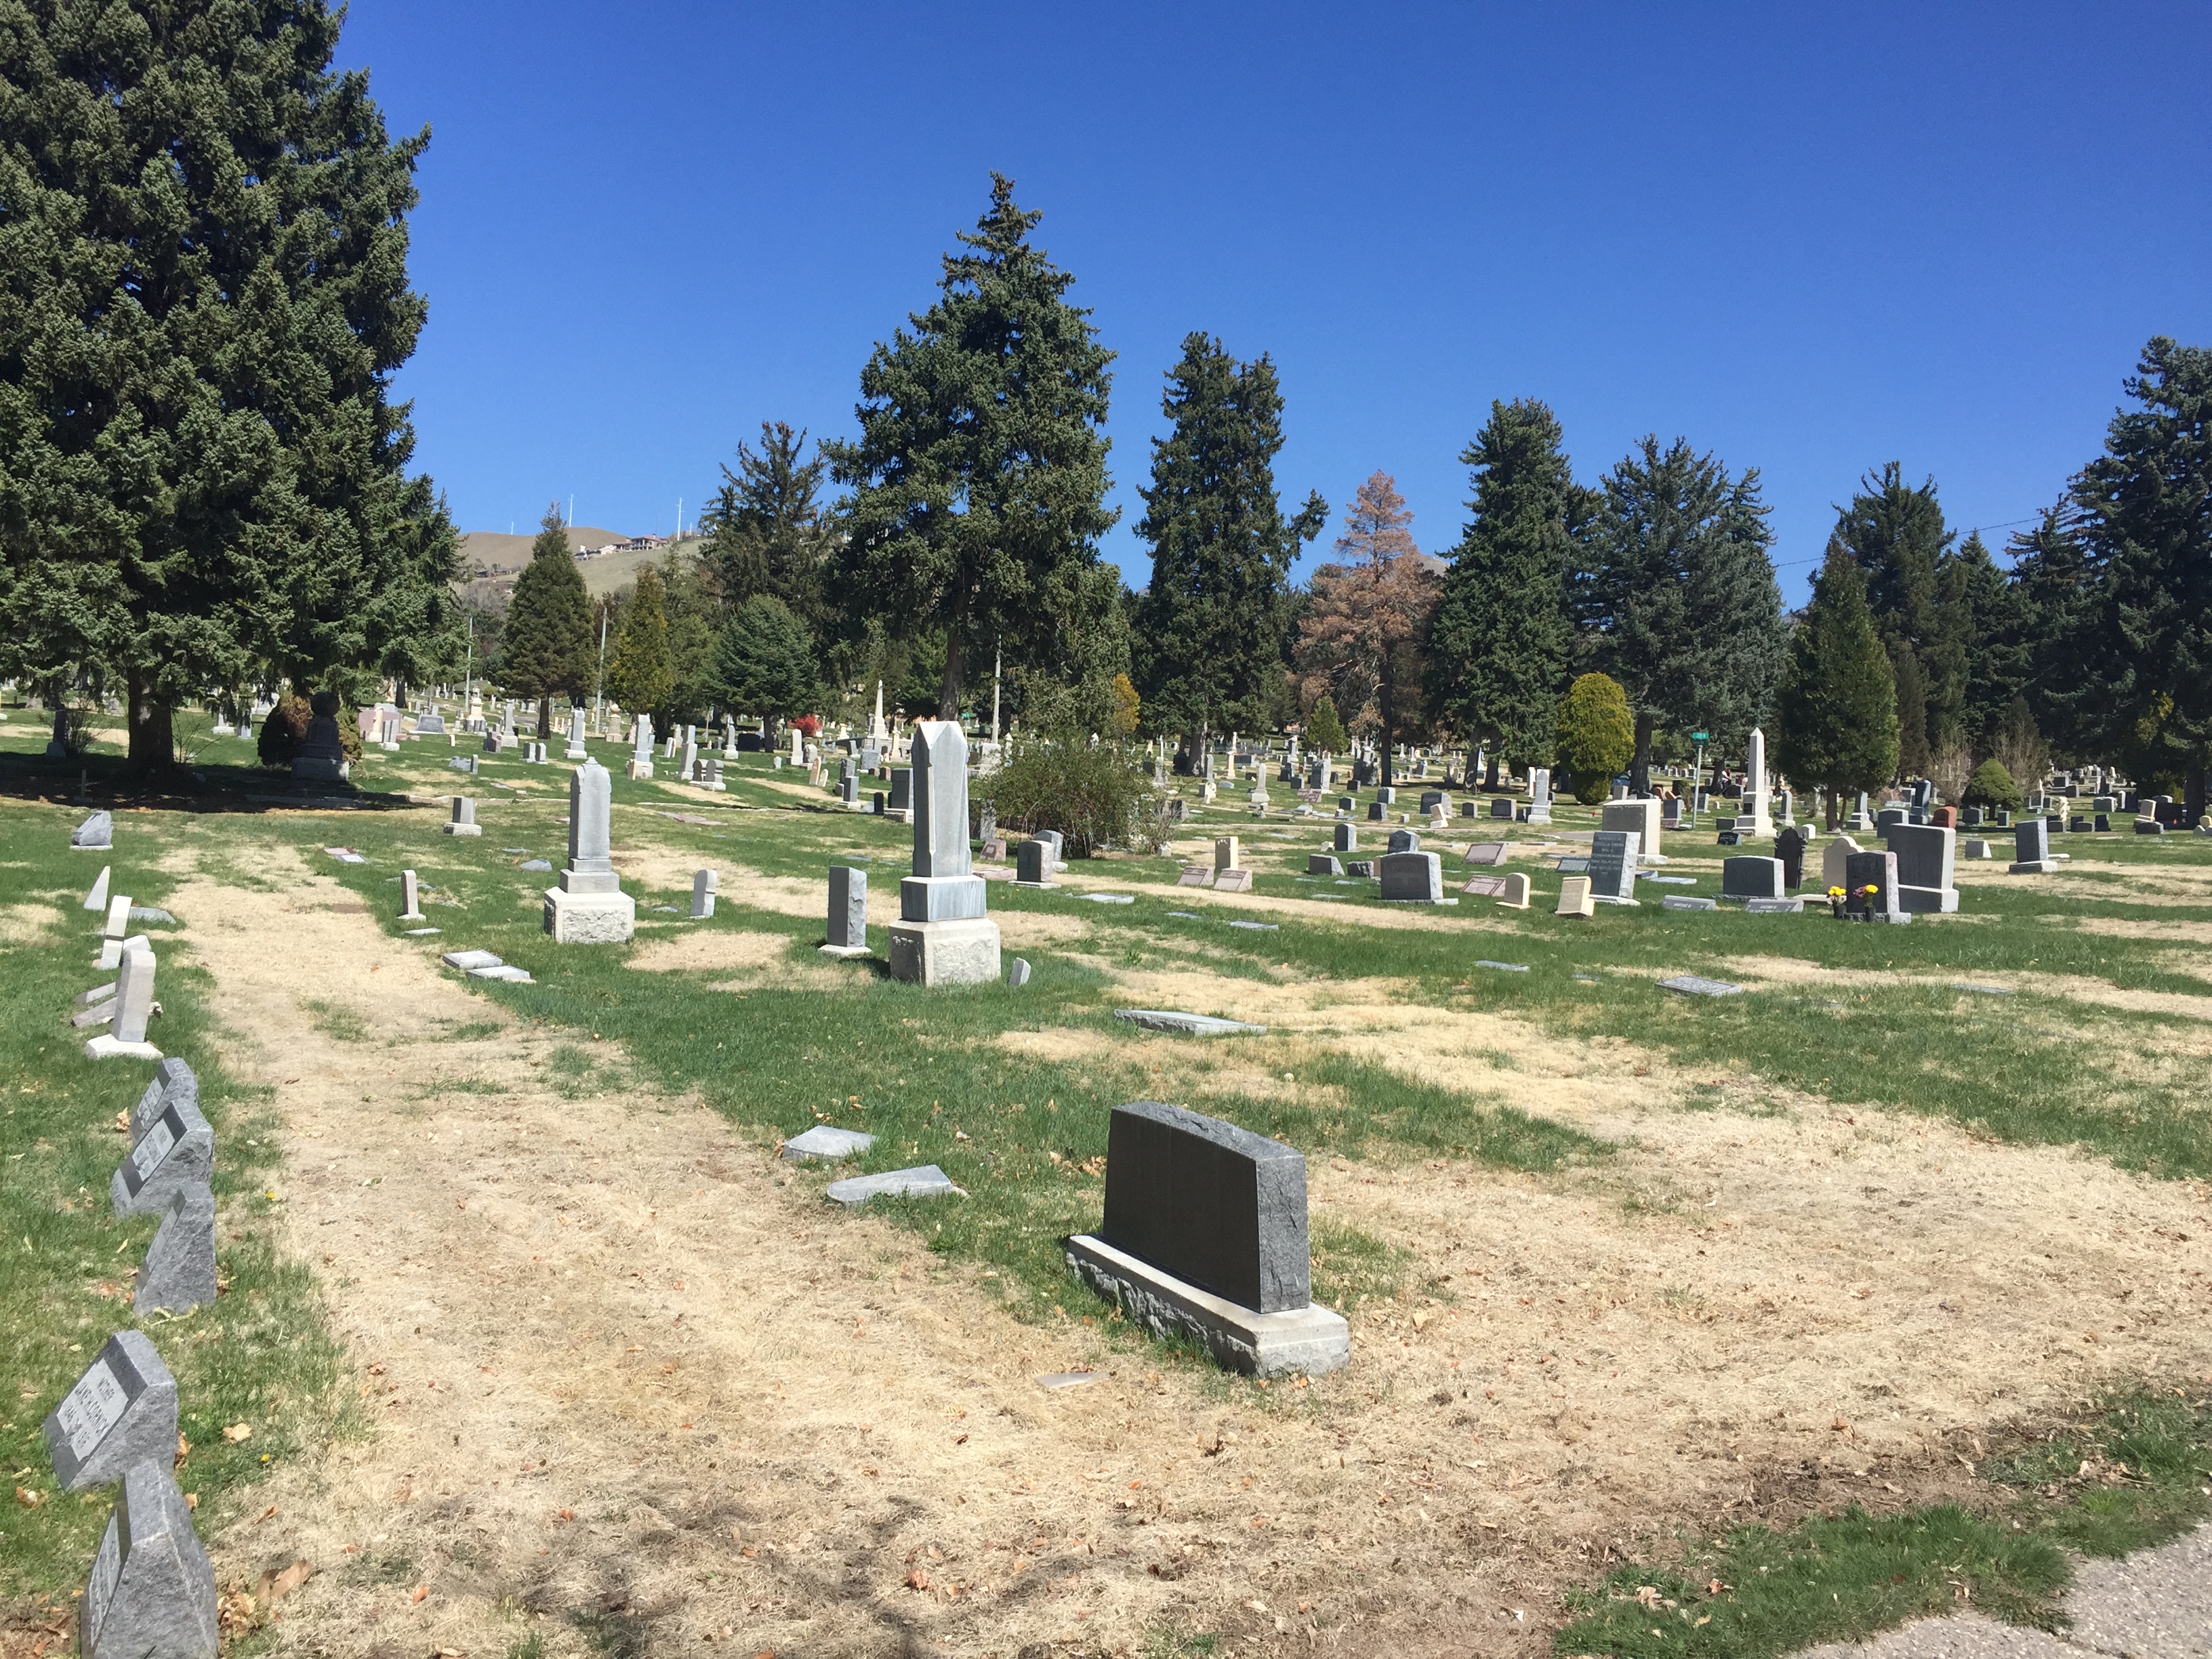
[1691,731,1709,741]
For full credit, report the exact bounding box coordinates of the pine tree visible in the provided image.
[1954,531,2032,753]
[2048,337,2212,817]
[1293,473,1438,786]
[0,0,456,769]
[1889,640,1930,778]
[498,505,592,738]
[1773,548,1900,826]
[714,596,818,721]
[1574,438,1786,792]
[697,421,831,629]
[1132,333,1326,747]
[1428,399,1595,769]
[606,566,674,724]
[1826,465,1961,754]
[826,174,1117,718]
[1554,672,1634,803]
[659,552,720,726]
[1303,693,1347,756]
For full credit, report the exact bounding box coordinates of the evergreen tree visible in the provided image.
[606,565,673,723]
[2047,338,2212,816]
[1889,640,1930,779]
[1429,399,1595,769]
[826,174,1117,718]
[2009,501,2089,750]
[1773,548,1900,827]
[498,505,592,737]
[1954,531,2032,753]
[1826,465,1963,752]
[659,551,720,726]
[1554,672,1634,803]
[714,596,818,722]
[1132,333,1326,746]
[1574,437,1786,792]
[1292,473,1438,785]
[697,421,831,630]
[1303,693,1347,756]
[0,0,456,769]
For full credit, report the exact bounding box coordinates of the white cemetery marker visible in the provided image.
[98,894,134,970]
[691,869,718,919]
[544,760,635,943]
[43,1330,178,1491]
[87,939,160,1059]
[84,865,111,912]
[399,869,425,921]
[886,722,1000,986]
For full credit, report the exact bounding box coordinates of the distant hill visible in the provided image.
[456,528,703,598]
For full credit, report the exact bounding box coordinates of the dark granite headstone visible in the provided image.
[1385,829,1421,854]
[79,1458,216,1659]
[44,1331,178,1492]
[1776,826,1807,892]
[111,1098,213,1218]
[1843,848,1906,921]
[1100,1101,1309,1313]
[1366,801,1385,821]
[1586,830,1639,903]
[1332,823,1356,853]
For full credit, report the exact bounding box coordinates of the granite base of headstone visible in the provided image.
[45,1331,179,1491]
[821,865,870,956]
[79,1458,217,1659]
[136,1185,216,1315]
[1065,1101,1348,1378]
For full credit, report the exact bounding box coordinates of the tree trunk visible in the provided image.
[537,693,552,744]
[1824,786,1839,831]
[1631,710,1655,796]
[2187,760,2207,827]
[939,630,965,722]
[125,672,175,775]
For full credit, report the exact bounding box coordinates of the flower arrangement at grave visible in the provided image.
[1826,884,1847,918]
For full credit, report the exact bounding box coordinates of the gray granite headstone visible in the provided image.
[1720,856,1785,900]
[824,1165,962,1205]
[79,1458,216,1659]
[1776,826,1807,891]
[888,768,912,813]
[1307,854,1343,876]
[1659,975,1744,997]
[1113,1008,1266,1036]
[136,1185,216,1315]
[1100,1101,1309,1313]
[1844,848,1908,922]
[1490,798,1514,819]
[2011,816,2053,870]
[1006,956,1032,987]
[131,1058,197,1139]
[827,865,867,951]
[781,1126,876,1162]
[1887,821,1959,911]
[1587,830,1640,903]
[691,868,717,919]
[1744,897,1805,914]
[1378,851,1448,903]
[44,1331,178,1492]
[74,811,114,849]
[1385,829,1421,854]
[111,1097,212,1218]
[1366,801,1385,821]
[1662,894,1718,911]
[1332,823,1356,852]
[1015,840,1054,884]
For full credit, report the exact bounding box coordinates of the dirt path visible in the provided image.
[167,845,2212,1659]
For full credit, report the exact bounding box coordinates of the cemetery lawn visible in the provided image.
[4,726,2211,1658]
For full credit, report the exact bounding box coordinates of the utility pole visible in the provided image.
[567,493,574,528]
[594,605,609,731]
[991,639,1002,743]
[462,615,474,728]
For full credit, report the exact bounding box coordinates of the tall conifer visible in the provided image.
[1132,333,1326,746]
[606,566,674,724]
[1428,399,1594,768]
[499,505,592,737]
[0,0,455,768]
[1774,548,1901,826]
[1826,466,1962,753]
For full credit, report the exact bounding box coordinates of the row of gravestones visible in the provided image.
[43,1061,221,1657]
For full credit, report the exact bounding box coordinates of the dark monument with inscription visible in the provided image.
[80,1458,217,1659]
[44,1331,179,1491]
[111,1097,213,1218]
[1066,1101,1349,1376]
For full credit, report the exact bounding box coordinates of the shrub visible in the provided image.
[978,735,1162,857]
[1555,672,1634,803]
[1963,757,2024,811]
[255,691,362,769]
[1303,693,1347,755]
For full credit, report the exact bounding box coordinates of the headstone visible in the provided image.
[691,868,718,919]
[2135,816,2167,836]
[823,865,869,956]
[1213,867,1255,893]
[46,705,69,758]
[1744,897,1804,914]
[1332,823,1356,853]
[1887,823,1960,912]
[1214,836,1241,871]
[291,691,348,781]
[1489,797,1514,819]
[1600,798,1664,862]
[1660,975,1744,998]
[1307,854,1343,876]
[87,939,159,1059]
[1462,874,1509,898]
[1741,728,1774,836]
[111,1092,210,1216]
[1931,806,1957,830]
[1378,851,1450,903]
[888,768,913,817]
[78,1458,217,1659]
[398,869,426,922]
[445,797,482,836]
[1176,863,1215,887]
[1367,801,1386,821]
[1385,829,1421,854]
[1555,875,1595,918]
[824,1164,962,1204]
[1662,894,1718,911]
[1721,857,1785,901]
[131,1059,198,1139]
[1843,848,1909,922]
[136,1185,216,1315]
[888,722,1001,986]
[781,1125,875,1161]
[84,865,112,912]
[44,1332,178,1492]
[2009,817,2058,874]
[1461,841,1508,867]
[73,811,114,850]
[1610,781,1629,800]
[1775,826,1807,892]
[1499,872,1531,908]
[98,894,134,969]
[628,713,655,780]
[1525,767,1553,825]
[1820,832,1864,892]
[1586,831,1641,904]
[1016,840,1058,886]
[544,760,636,943]
[1962,837,1992,859]
[1065,1101,1347,1377]
[415,707,448,737]
[1006,957,1033,988]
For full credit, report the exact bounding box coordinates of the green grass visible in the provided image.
[0,806,350,1598]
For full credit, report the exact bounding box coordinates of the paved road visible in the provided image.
[1797,1524,2210,1658]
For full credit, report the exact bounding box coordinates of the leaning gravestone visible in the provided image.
[84,865,112,912]
[1378,851,1452,904]
[1065,1101,1348,1377]
[74,811,114,851]
[1721,856,1785,901]
[79,1458,217,1659]
[45,1331,178,1491]
[112,1092,211,1217]
[544,761,635,943]
[887,722,1001,986]
[822,866,869,957]
[1555,874,1595,918]
[1587,831,1641,904]
[87,939,160,1061]
[136,1185,216,1315]
[132,1059,198,1139]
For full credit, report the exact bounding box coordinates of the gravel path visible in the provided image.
[1797,1523,2211,1658]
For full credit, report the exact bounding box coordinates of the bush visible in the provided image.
[978,736,1162,857]
[255,691,362,769]
[1555,672,1634,804]
[1963,757,2023,811]
[1303,693,1347,755]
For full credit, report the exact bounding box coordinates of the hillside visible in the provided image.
[457,528,703,597]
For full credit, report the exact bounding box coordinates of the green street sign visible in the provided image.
[1691,731,1710,741]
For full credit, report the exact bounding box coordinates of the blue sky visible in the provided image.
[349,1,2212,603]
